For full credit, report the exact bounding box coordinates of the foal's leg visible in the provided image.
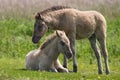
[96,23,110,74]
[54,59,68,73]
[70,39,77,72]
[63,55,68,68]
[49,64,58,72]
[89,34,103,74]
[67,33,77,72]
[98,37,110,74]
[49,68,58,72]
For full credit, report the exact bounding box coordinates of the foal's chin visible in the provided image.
[32,39,39,44]
[32,37,41,44]
[32,41,39,44]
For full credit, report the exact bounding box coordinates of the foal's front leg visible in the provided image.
[71,39,77,72]
[63,38,77,72]
[49,64,58,72]
[54,59,68,73]
[63,55,68,68]
[49,68,58,72]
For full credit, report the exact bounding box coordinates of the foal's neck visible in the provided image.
[44,12,63,30]
[43,38,59,60]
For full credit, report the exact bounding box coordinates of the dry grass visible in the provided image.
[0,0,120,19]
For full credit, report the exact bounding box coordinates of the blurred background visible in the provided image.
[0,0,120,19]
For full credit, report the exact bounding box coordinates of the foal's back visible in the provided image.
[49,8,106,39]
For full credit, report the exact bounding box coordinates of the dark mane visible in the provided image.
[40,6,71,15]
[39,33,57,50]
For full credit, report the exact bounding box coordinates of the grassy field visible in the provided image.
[0,57,120,80]
[0,18,120,80]
[0,0,120,80]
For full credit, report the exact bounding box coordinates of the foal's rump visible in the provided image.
[26,49,40,70]
[56,9,106,39]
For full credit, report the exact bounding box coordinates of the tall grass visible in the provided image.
[0,18,54,58]
[0,0,120,19]
[0,17,119,59]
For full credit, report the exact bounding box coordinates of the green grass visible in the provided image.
[0,58,120,80]
[0,17,120,79]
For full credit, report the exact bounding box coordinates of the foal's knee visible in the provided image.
[103,51,108,58]
[95,52,101,59]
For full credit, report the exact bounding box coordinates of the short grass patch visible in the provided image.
[0,57,120,80]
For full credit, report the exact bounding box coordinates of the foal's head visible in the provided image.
[32,13,48,43]
[32,6,71,43]
[56,30,72,59]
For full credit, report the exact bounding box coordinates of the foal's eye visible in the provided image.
[38,26,43,31]
[60,41,65,46]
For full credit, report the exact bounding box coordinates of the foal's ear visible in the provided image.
[35,13,45,21]
[35,12,40,19]
[56,31,61,38]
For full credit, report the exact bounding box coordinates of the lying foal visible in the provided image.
[26,30,72,72]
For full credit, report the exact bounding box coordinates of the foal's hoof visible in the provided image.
[106,70,110,75]
[68,70,73,73]
[98,70,103,74]
[73,65,77,72]
[63,65,67,68]
[73,70,77,72]
[57,68,69,73]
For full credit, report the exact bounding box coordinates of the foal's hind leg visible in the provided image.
[97,36,110,74]
[96,24,110,74]
[89,34,103,74]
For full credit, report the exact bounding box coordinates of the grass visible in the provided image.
[0,16,120,80]
[0,57,120,80]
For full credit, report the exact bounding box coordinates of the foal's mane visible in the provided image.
[39,33,57,50]
[40,6,71,15]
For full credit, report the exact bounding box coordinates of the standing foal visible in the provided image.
[32,6,110,74]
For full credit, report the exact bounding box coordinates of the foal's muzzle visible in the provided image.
[65,52,72,59]
[32,36,41,44]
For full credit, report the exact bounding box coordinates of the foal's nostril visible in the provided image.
[32,38,37,43]
[66,52,72,59]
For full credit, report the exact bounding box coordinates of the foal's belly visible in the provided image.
[76,23,96,39]
[75,12,96,39]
